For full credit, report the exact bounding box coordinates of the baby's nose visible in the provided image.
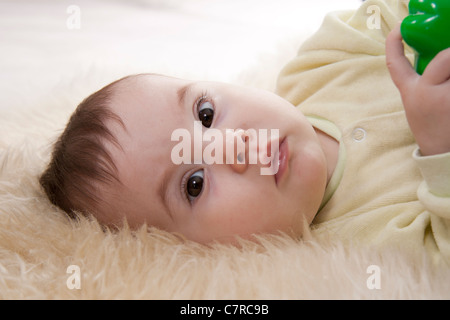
[224,129,251,173]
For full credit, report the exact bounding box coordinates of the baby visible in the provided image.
[40,0,450,263]
[40,72,336,244]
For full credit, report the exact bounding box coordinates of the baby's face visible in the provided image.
[105,74,328,244]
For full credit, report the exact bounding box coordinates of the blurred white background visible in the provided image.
[0,0,361,113]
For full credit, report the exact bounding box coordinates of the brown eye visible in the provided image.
[197,100,214,128]
[186,170,204,200]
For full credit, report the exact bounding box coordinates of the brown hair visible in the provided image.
[39,77,128,220]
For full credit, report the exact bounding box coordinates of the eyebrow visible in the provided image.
[158,168,174,221]
[157,83,194,221]
[177,82,194,107]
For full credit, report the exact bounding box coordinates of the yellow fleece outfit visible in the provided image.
[276,0,450,266]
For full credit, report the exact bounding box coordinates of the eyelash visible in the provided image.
[195,90,209,107]
[181,90,211,203]
[181,90,216,204]
[180,173,190,203]
[195,90,215,114]
[180,168,205,204]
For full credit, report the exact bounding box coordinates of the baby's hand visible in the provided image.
[386,23,450,156]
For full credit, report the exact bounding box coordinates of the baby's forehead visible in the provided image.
[110,73,156,95]
[106,73,190,158]
[108,74,191,123]
[113,73,182,93]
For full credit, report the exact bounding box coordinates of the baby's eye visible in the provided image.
[197,98,214,128]
[186,169,204,201]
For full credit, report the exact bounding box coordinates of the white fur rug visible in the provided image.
[1,0,449,299]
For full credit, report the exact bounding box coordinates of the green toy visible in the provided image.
[400,0,450,75]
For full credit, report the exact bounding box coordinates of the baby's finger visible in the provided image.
[422,48,450,85]
[385,23,417,91]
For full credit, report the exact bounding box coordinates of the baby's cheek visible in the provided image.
[218,199,281,235]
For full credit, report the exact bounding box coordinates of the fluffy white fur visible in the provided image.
[1,0,449,300]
